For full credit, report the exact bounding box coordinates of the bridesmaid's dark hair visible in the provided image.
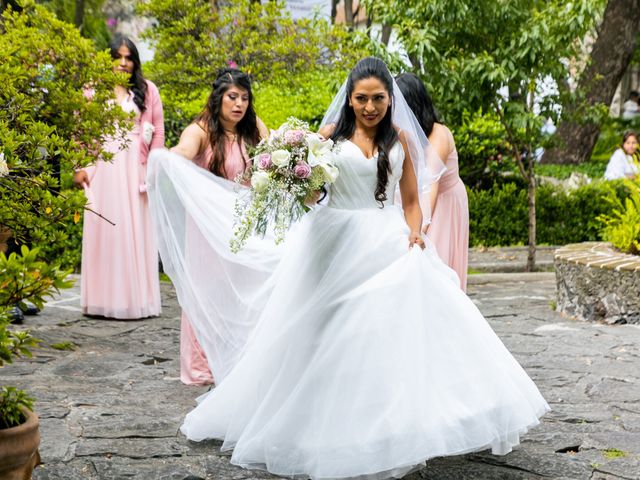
[109,35,147,113]
[196,68,260,178]
[331,57,397,207]
[395,72,440,137]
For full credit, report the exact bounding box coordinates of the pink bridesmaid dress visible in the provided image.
[181,139,248,385]
[81,91,162,318]
[426,148,469,291]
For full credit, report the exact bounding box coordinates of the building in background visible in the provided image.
[284,0,330,20]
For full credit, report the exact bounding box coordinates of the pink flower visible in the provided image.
[106,18,117,28]
[294,162,312,179]
[284,129,305,145]
[257,153,272,169]
[227,60,238,69]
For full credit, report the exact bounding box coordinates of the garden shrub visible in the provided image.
[453,109,512,189]
[0,0,127,254]
[142,0,401,146]
[598,180,640,254]
[468,180,632,246]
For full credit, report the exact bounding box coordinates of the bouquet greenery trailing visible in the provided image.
[230,118,339,253]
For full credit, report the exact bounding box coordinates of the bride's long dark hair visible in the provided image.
[331,57,398,207]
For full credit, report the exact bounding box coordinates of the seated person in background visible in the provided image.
[604,131,639,180]
[622,91,640,120]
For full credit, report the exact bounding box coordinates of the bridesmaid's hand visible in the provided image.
[409,231,425,249]
[73,170,89,189]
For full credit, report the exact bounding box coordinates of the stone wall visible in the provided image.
[555,242,640,324]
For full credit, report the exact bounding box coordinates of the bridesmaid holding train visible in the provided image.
[397,73,469,291]
[169,68,268,385]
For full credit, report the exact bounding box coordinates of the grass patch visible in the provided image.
[536,161,606,180]
[160,272,172,283]
[548,299,557,310]
[602,448,628,460]
[467,268,484,275]
[51,341,77,351]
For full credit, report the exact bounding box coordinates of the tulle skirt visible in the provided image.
[178,203,549,480]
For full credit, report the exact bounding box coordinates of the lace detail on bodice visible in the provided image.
[327,140,404,210]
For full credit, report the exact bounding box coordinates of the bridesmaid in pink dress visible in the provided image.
[170,68,269,385]
[396,73,469,291]
[74,36,164,318]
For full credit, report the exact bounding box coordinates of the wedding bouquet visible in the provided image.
[230,118,339,253]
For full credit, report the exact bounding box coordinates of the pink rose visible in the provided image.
[294,162,312,179]
[284,129,305,145]
[257,153,272,169]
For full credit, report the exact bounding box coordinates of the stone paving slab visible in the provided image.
[3,271,640,480]
[468,246,557,272]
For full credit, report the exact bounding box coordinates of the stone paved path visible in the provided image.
[467,246,556,272]
[4,251,640,479]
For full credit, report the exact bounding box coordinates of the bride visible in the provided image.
[147,57,549,480]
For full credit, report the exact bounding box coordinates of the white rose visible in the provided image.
[0,153,8,177]
[251,170,270,192]
[142,121,155,146]
[271,149,291,168]
[306,134,334,167]
[320,163,339,184]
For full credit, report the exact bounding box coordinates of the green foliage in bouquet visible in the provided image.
[598,181,640,255]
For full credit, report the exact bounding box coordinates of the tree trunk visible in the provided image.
[381,23,392,46]
[331,0,339,24]
[542,0,640,164]
[526,167,536,272]
[409,52,422,73]
[344,0,354,28]
[74,0,84,29]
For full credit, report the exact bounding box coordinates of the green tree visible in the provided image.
[37,0,111,48]
[363,0,603,270]
[1,0,127,427]
[542,0,640,165]
[139,0,398,141]
[0,0,129,250]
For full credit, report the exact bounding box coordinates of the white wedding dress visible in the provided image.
[147,140,549,480]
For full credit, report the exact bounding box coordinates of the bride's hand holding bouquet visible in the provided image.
[230,118,339,253]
